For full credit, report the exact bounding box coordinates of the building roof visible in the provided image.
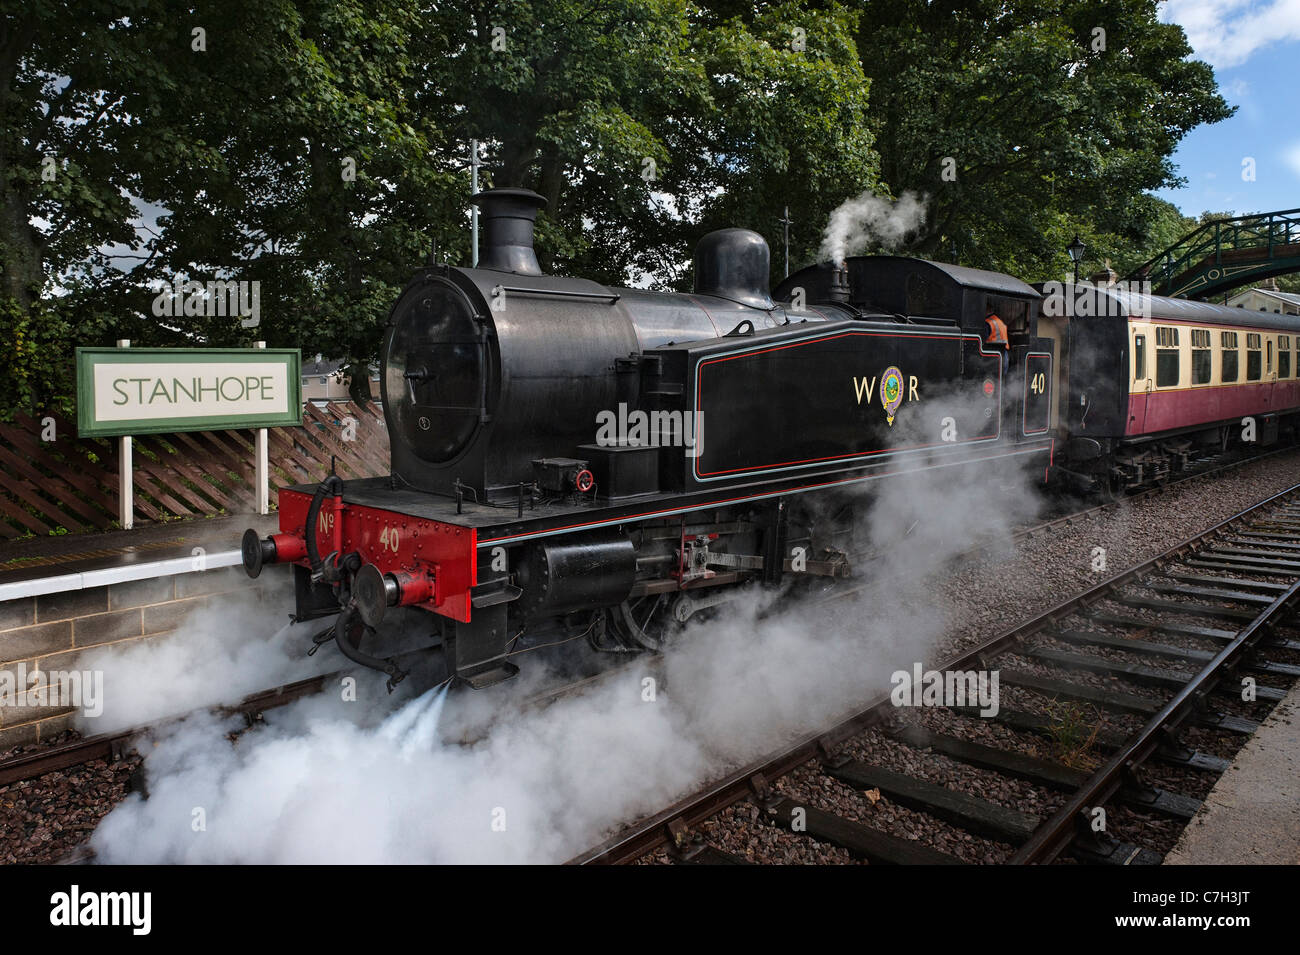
[1233,287,1300,307]
[303,358,345,377]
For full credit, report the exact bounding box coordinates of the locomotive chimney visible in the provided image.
[693,228,775,309]
[828,261,851,303]
[470,187,548,275]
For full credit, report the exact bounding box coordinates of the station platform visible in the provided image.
[1165,678,1300,865]
[0,513,278,600]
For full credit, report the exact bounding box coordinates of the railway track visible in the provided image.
[571,482,1300,865]
[0,673,335,789]
[3,447,1298,864]
[4,445,1292,789]
[1011,444,1297,544]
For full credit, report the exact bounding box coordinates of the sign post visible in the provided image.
[255,341,270,515]
[116,339,133,529]
[76,346,302,520]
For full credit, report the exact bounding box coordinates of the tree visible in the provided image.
[1036,195,1196,284]
[3,0,880,418]
[852,0,1232,278]
[423,0,880,287]
[2,0,187,414]
[2,0,460,414]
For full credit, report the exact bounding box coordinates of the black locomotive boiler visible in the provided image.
[243,188,1057,688]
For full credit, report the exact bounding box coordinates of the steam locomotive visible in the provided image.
[241,187,1300,688]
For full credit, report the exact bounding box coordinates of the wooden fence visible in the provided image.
[0,401,390,540]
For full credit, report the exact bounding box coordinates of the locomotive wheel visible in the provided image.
[608,594,670,651]
[1097,471,1122,503]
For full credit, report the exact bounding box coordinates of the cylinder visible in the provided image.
[514,531,636,617]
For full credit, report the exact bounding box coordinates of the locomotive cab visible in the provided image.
[774,256,1056,445]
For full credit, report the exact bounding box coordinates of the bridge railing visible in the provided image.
[1131,207,1300,288]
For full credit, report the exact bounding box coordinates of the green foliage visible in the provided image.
[1041,195,1198,284]
[853,0,1232,278]
[1044,698,1102,770]
[0,0,1240,422]
[1274,274,1300,295]
[425,0,878,286]
[0,296,76,420]
[3,0,878,415]
[3,0,460,414]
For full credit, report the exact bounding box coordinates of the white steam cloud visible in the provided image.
[820,190,928,264]
[87,434,1039,864]
[74,575,337,736]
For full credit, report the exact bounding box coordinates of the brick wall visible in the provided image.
[0,564,289,749]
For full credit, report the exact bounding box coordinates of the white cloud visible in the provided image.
[1161,0,1300,68]
[1222,77,1250,100]
[1283,141,1300,177]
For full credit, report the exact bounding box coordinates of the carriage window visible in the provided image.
[1191,329,1212,384]
[1133,334,1146,380]
[1155,326,1180,387]
[1222,331,1239,382]
[1247,332,1262,381]
[1267,339,1273,373]
[1282,336,1293,379]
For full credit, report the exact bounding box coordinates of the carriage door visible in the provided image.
[1129,329,1149,434]
[1266,338,1275,409]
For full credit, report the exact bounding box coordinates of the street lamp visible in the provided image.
[1066,235,1086,285]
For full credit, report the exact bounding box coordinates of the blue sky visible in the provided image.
[1156,1,1300,217]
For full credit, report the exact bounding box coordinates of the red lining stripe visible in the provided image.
[693,329,1001,478]
[480,444,1048,546]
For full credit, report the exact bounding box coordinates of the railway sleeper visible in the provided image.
[672,845,751,865]
[1107,593,1257,621]
[1025,645,1288,701]
[764,796,962,865]
[998,669,1261,733]
[1080,610,1300,651]
[1141,582,1275,605]
[948,705,1231,773]
[888,725,1202,820]
[1221,535,1300,551]
[1157,571,1291,592]
[1067,830,1164,866]
[828,760,1163,863]
[1213,544,1300,561]
[828,761,1040,843]
[1051,628,1300,677]
[1184,557,1299,577]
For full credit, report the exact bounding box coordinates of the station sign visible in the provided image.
[75,347,302,437]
